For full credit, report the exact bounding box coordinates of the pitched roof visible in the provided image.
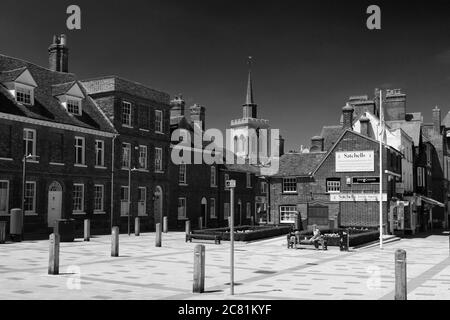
[0,54,116,134]
[386,120,422,146]
[320,125,343,150]
[51,81,77,96]
[0,67,28,83]
[271,152,326,177]
[442,111,450,128]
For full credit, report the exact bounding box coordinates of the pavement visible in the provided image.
[0,231,449,300]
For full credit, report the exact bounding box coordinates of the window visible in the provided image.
[210,166,217,187]
[224,203,230,220]
[155,147,163,172]
[72,184,84,213]
[120,186,129,216]
[67,98,81,115]
[23,129,36,157]
[261,181,268,194]
[122,143,131,168]
[94,185,104,212]
[210,198,216,218]
[179,163,187,184]
[280,206,297,223]
[138,145,147,169]
[0,181,9,215]
[326,178,341,193]
[16,86,32,105]
[75,137,85,165]
[417,167,425,187]
[246,172,252,188]
[121,101,132,127]
[282,178,297,193]
[24,181,36,214]
[95,140,105,167]
[246,202,251,219]
[224,174,230,189]
[155,110,163,133]
[178,197,186,219]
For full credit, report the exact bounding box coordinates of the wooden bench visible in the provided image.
[186,234,222,245]
[287,234,327,250]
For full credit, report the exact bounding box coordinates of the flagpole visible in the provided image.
[379,89,383,249]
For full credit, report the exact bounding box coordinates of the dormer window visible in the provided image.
[67,98,81,115]
[52,81,85,116]
[0,68,37,106]
[16,85,33,105]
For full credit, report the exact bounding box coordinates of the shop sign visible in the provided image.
[336,151,374,172]
[330,193,387,202]
[352,176,379,184]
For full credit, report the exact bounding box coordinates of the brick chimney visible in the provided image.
[342,103,354,130]
[170,96,185,118]
[48,34,69,73]
[359,116,370,137]
[310,136,324,152]
[190,104,206,131]
[433,106,441,134]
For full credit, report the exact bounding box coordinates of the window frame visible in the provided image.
[282,177,297,194]
[0,180,10,216]
[246,172,252,188]
[326,178,341,193]
[210,166,217,187]
[24,181,37,215]
[279,205,297,224]
[72,183,85,214]
[210,198,216,218]
[177,197,187,220]
[15,84,33,105]
[121,101,132,127]
[155,110,163,133]
[23,128,37,157]
[74,136,86,166]
[179,163,187,185]
[67,98,82,116]
[138,145,148,170]
[155,147,163,172]
[122,142,131,169]
[95,140,105,167]
[120,186,129,217]
[93,184,104,213]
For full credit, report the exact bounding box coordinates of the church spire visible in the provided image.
[245,56,254,105]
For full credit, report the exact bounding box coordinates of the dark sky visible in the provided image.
[1,0,450,151]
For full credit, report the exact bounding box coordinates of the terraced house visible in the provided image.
[0,35,117,235]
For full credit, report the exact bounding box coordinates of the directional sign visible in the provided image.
[226,180,236,188]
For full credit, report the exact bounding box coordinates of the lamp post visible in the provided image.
[379,89,384,249]
[226,179,236,295]
[22,153,40,239]
[128,145,139,236]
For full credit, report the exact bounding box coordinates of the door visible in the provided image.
[47,181,62,227]
[138,187,146,216]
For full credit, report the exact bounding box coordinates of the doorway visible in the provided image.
[47,181,62,227]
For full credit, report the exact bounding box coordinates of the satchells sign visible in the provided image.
[335,151,374,172]
[330,193,387,202]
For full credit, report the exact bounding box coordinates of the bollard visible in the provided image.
[185,220,191,235]
[193,244,205,293]
[84,219,90,242]
[111,226,119,257]
[163,216,168,233]
[395,249,407,300]
[155,223,162,247]
[48,233,60,275]
[135,217,140,236]
[199,217,203,230]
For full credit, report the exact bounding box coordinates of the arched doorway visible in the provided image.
[201,197,207,228]
[154,186,163,224]
[48,181,63,227]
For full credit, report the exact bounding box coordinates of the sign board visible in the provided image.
[336,151,374,172]
[225,180,236,188]
[330,193,387,202]
[352,176,380,184]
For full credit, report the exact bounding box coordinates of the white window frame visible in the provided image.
[0,180,10,216]
[23,128,36,157]
[282,178,297,193]
[261,181,268,194]
[74,136,86,166]
[155,147,163,172]
[24,181,36,215]
[121,101,132,127]
[93,184,104,213]
[417,167,425,187]
[210,166,217,187]
[120,186,129,217]
[67,98,82,116]
[122,143,131,169]
[95,140,105,167]
[178,197,186,220]
[138,145,148,170]
[326,179,341,193]
[15,83,34,105]
[179,163,187,185]
[72,183,85,214]
[246,172,252,188]
[155,110,163,133]
[210,198,216,218]
[246,202,251,219]
[280,205,297,224]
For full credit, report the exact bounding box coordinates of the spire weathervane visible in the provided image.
[245,56,254,105]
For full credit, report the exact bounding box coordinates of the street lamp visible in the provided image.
[22,153,40,239]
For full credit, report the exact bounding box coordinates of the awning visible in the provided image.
[419,195,445,208]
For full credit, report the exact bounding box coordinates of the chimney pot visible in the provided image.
[48,34,69,73]
[342,103,354,130]
[310,136,324,152]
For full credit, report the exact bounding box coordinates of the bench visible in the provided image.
[287,234,327,250]
[186,233,222,245]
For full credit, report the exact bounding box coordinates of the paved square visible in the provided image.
[0,232,449,300]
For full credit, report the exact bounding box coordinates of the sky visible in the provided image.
[1,0,450,152]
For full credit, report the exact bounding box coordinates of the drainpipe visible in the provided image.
[110,134,118,231]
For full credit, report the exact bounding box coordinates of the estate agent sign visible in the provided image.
[336,151,374,172]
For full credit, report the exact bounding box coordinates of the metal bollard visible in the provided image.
[155,223,162,247]
[199,217,203,230]
[111,226,119,257]
[84,219,90,242]
[185,220,191,235]
[395,249,407,300]
[163,216,168,233]
[48,233,60,275]
[135,217,140,236]
[193,244,205,293]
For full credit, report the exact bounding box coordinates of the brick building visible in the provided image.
[0,35,117,234]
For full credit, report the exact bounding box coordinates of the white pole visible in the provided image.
[230,186,235,295]
[379,90,384,249]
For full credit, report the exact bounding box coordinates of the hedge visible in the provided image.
[192,225,292,241]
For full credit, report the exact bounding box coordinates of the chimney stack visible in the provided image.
[190,104,206,131]
[48,34,69,73]
[342,103,354,130]
[310,136,324,152]
[433,106,441,134]
[170,96,186,118]
[359,116,370,137]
